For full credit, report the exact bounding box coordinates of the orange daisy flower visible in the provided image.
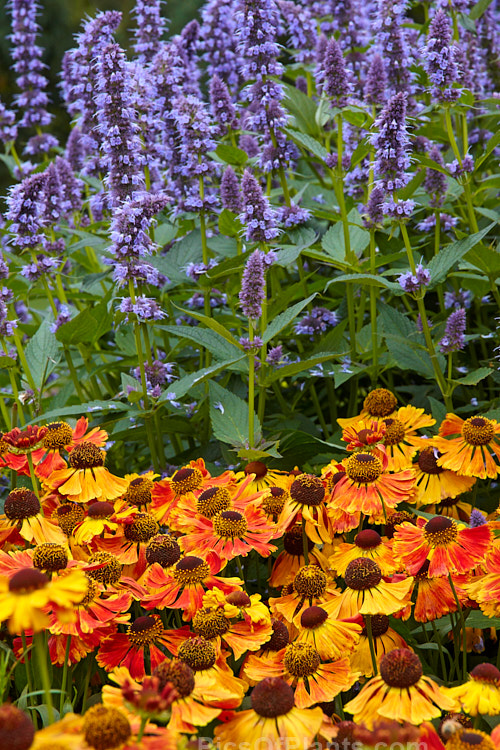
[295,604,362,660]
[465,545,500,617]
[269,564,339,627]
[213,677,323,750]
[446,663,500,716]
[121,471,158,510]
[0,487,66,546]
[142,554,242,620]
[178,503,279,561]
[97,614,173,680]
[337,388,399,429]
[47,442,128,503]
[238,619,292,687]
[350,615,409,678]
[329,529,399,576]
[328,559,414,619]
[49,575,132,635]
[341,418,386,451]
[329,452,415,521]
[277,473,332,544]
[344,648,458,728]
[392,516,491,577]
[72,500,122,546]
[242,642,358,709]
[411,561,469,622]
[269,525,330,588]
[234,460,290,492]
[434,414,500,479]
[412,446,475,507]
[92,511,160,581]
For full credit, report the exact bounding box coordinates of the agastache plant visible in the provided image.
[422,9,460,102]
[132,0,167,64]
[373,0,412,94]
[199,0,241,92]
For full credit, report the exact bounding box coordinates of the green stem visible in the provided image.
[369,230,378,386]
[448,573,468,680]
[59,636,71,715]
[137,716,148,742]
[444,108,478,234]
[34,631,55,724]
[248,323,255,449]
[21,632,36,722]
[301,517,309,565]
[430,620,448,681]
[26,453,40,500]
[364,615,378,675]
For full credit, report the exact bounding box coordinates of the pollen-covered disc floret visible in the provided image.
[383,418,406,445]
[83,704,131,750]
[267,619,290,650]
[124,476,154,507]
[290,474,325,506]
[379,648,423,688]
[418,447,444,474]
[153,658,195,698]
[87,501,114,518]
[212,509,248,539]
[4,488,40,520]
[262,486,288,517]
[344,558,382,590]
[9,568,48,593]
[87,551,123,585]
[173,556,210,586]
[470,663,500,685]
[124,513,159,543]
[423,516,458,547]
[127,614,164,647]
[178,636,217,671]
[193,607,231,638]
[32,543,68,572]
[293,565,327,597]
[146,534,181,567]
[300,605,328,629]
[385,511,415,538]
[446,730,496,750]
[69,442,105,469]
[346,453,383,483]
[284,642,321,677]
[251,677,295,718]
[284,525,314,556]
[461,417,496,446]
[361,614,390,637]
[43,421,73,449]
[81,576,98,606]
[363,388,397,417]
[355,529,382,549]
[56,502,85,535]
[196,487,231,517]
[171,467,203,494]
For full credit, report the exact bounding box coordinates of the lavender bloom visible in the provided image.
[0,101,17,144]
[209,74,238,135]
[277,1,317,64]
[120,296,166,322]
[220,167,242,213]
[132,0,167,64]
[8,0,52,129]
[469,509,487,527]
[113,260,162,288]
[363,185,386,228]
[373,0,412,93]
[370,92,412,208]
[449,155,474,177]
[422,10,459,102]
[444,289,473,310]
[295,307,339,337]
[364,54,387,106]
[41,163,64,225]
[381,196,415,218]
[240,250,266,320]
[20,255,59,282]
[200,0,241,92]
[416,213,458,232]
[65,127,87,171]
[187,289,227,309]
[133,359,175,391]
[266,344,289,367]
[0,256,9,280]
[439,308,466,354]
[6,172,47,249]
[239,335,263,352]
[23,133,58,156]
[318,37,351,107]
[110,193,169,263]
[239,170,279,243]
[185,260,218,281]
[280,204,311,227]
[424,145,447,207]
[55,157,83,215]
[96,43,146,206]
[398,263,431,294]
[239,134,259,157]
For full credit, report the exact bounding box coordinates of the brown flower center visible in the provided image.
[461,417,495,446]
[379,648,423,688]
[171,467,203,494]
[361,614,390,637]
[418,447,444,475]
[43,421,73,450]
[415,559,431,580]
[0,704,35,750]
[363,388,397,417]
[173,556,210,586]
[384,511,415,539]
[178,636,216,671]
[9,568,48,593]
[470,663,500,684]
[153,658,195,698]
[196,487,231,517]
[124,513,159,543]
[424,516,458,547]
[2,425,47,454]
[226,590,251,608]
[4,488,40,520]
[355,529,382,549]
[193,607,231,639]
[32,543,68,572]
[262,486,288,518]
[383,418,406,445]
[87,501,114,518]
[127,614,164,648]
[345,558,382,590]
[266,619,290,651]
[251,677,294,718]
[293,565,327,598]
[284,525,314,556]
[346,453,383,483]
[69,442,105,469]
[124,476,154,507]
[290,474,325,506]
[146,534,181,568]
[244,461,268,479]
[300,605,328,629]
[212,510,248,539]
[284,642,320,677]
[445,730,496,750]
[87,552,123,585]
[56,502,85,535]
[83,705,131,750]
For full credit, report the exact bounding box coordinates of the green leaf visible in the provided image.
[149,230,203,285]
[161,356,246,401]
[428,223,494,285]
[326,273,402,294]
[263,294,316,344]
[0,355,17,368]
[284,128,328,161]
[264,352,335,385]
[30,401,131,424]
[414,153,451,176]
[160,325,242,360]
[454,367,493,385]
[321,209,370,263]
[465,610,500,629]
[465,238,500,276]
[428,396,447,425]
[171,306,240,347]
[282,85,320,135]
[25,321,60,389]
[378,303,445,378]
[55,308,99,345]
[209,381,260,446]
[476,129,500,168]
[349,139,371,168]
[155,222,177,246]
[218,208,242,238]
[214,144,248,166]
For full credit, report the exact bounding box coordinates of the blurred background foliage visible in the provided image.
[0,0,204,142]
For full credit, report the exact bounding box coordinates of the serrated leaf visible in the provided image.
[218,208,242,238]
[25,321,60,389]
[149,230,203,285]
[214,144,248,166]
[209,381,260,446]
[378,303,445,379]
[31,401,131,424]
[163,356,246,401]
[0,355,17,368]
[55,308,99,345]
[282,84,320,135]
[454,367,493,385]
[263,294,316,344]
[321,209,369,263]
[428,223,494,285]
[160,325,242,360]
[170,305,240,347]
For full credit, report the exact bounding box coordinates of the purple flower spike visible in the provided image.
[200,0,241,92]
[239,171,279,243]
[374,0,412,93]
[221,167,242,213]
[132,0,167,64]
[398,263,431,294]
[364,54,387,106]
[6,172,47,249]
[240,249,266,320]
[209,74,238,135]
[363,185,386,228]
[422,9,460,102]
[319,37,351,106]
[370,91,412,214]
[0,101,17,144]
[439,308,466,354]
[425,145,447,207]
